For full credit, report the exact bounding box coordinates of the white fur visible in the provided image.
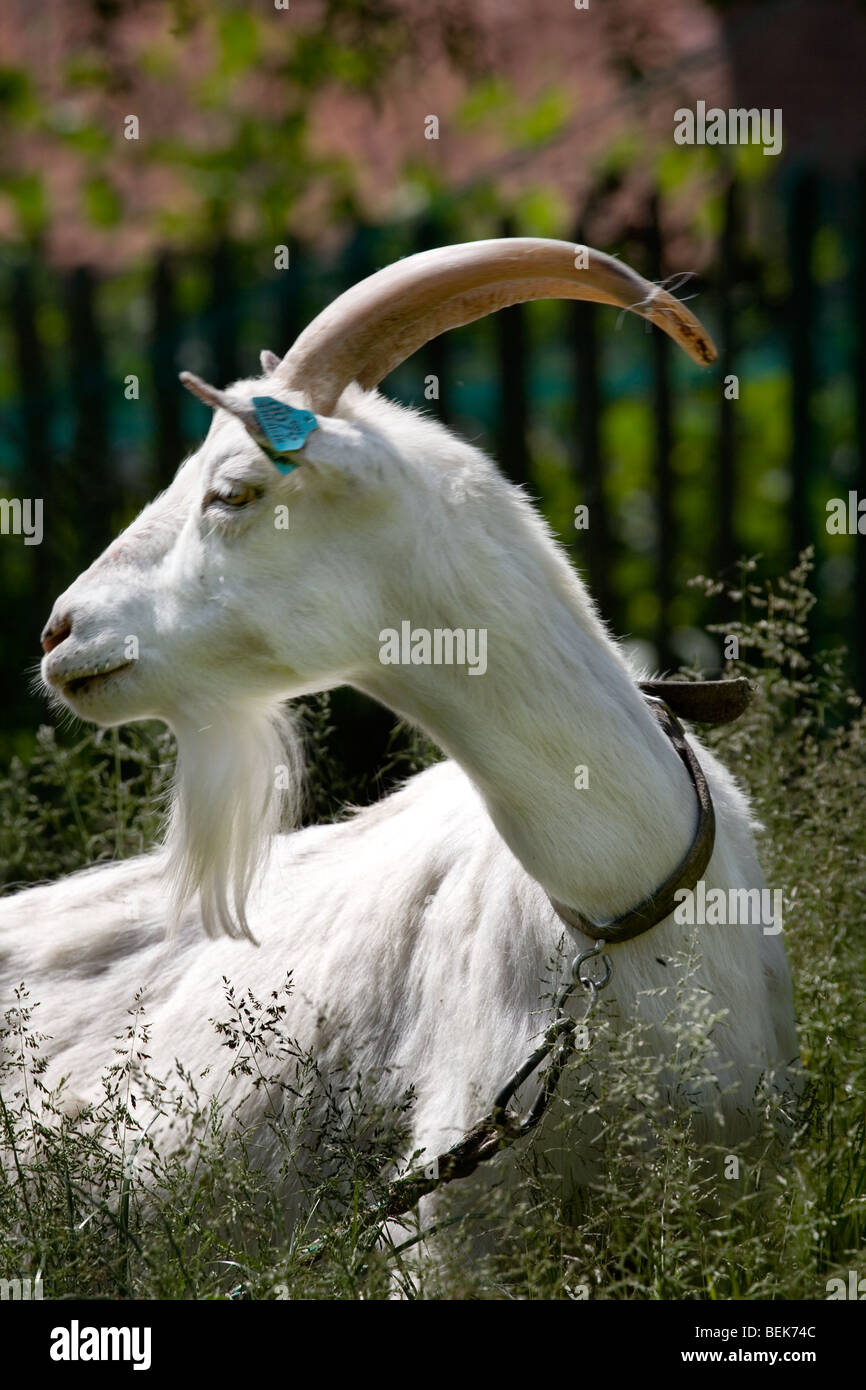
[3,373,798,1199]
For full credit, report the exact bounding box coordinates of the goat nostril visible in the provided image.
[41,613,73,655]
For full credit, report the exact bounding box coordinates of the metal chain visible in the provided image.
[299,940,614,1264]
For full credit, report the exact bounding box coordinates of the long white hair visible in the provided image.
[165,700,303,939]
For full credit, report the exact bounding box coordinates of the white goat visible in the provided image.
[1,239,797,1220]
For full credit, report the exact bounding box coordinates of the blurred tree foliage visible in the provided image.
[0,0,489,253]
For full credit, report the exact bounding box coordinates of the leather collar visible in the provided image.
[549,679,752,947]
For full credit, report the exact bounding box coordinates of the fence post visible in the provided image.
[150,251,183,490]
[66,265,113,563]
[788,170,817,565]
[495,218,530,486]
[417,215,452,422]
[10,261,53,613]
[717,180,738,579]
[570,224,613,624]
[275,235,301,362]
[208,235,239,386]
[647,196,675,670]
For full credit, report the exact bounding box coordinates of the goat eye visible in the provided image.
[203,483,261,511]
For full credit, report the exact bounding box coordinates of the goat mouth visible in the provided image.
[61,662,135,698]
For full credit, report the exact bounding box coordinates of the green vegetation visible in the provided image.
[1,556,864,1299]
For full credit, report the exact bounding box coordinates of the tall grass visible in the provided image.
[1,553,864,1299]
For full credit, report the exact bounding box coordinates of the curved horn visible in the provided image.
[277,237,717,415]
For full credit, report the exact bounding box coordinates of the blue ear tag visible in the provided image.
[251,396,318,474]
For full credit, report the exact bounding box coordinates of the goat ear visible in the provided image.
[178,372,317,472]
[260,349,281,375]
[179,371,231,413]
[179,371,268,443]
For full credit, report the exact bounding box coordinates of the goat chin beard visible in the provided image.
[164,702,303,941]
